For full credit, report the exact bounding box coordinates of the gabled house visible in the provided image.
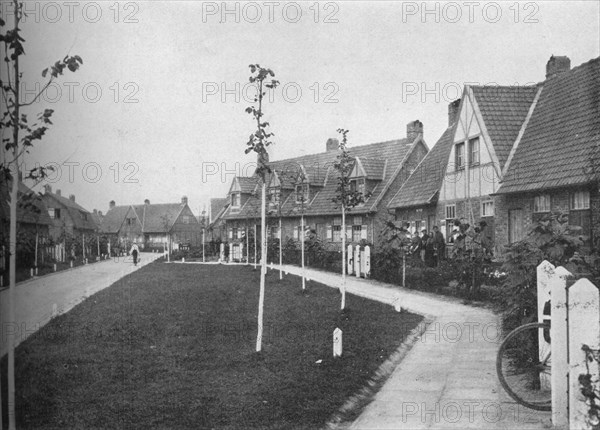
[100,196,202,250]
[221,120,429,249]
[388,102,459,235]
[494,56,600,248]
[208,197,229,242]
[41,185,97,241]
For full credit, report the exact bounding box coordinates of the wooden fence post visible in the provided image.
[537,260,554,390]
[568,278,600,430]
[551,266,572,428]
[354,245,360,278]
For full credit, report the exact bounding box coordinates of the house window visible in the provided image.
[445,205,456,243]
[533,195,551,213]
[353,216,362,225]
[231,193,241,208]
[352,225,362,242]
[350,178,366,196]
[48,208,60,219]
[80,211,87,220]
[332,225,341,242]
[232,227,238,240]
[455,143,465,169]
[481,200,494,217]
[126,217,136,226]
[333,217,342,226]
[295,184,309,204]
[415,220,422,233]
[469,137,480,165]
[268,188,280,207]
[570,190,590,210]
[445,204,456,220]
[182,215,191,224]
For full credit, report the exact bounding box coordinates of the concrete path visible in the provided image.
[0,252,161,356]
[278,264,552,430]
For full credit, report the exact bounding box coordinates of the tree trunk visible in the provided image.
[279,217,282,280]
[341,205,346,309]
[256,183,266,352]
[301,214,305,290]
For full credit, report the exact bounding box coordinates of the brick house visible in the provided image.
[41,185,97,241]
[388,101,459,235]
[100,197,203,250]
[221,121,429,251]
[494,56,600,249]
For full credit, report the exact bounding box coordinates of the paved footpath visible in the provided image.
[0,252,161,357]
[278,264,553,430]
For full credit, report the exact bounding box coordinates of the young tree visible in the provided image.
[0,2,83,428]
[331,129,367,309]
[244,64,279,352]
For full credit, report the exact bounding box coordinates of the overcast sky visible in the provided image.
[6,1,599,215]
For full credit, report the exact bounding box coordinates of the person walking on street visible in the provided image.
[129,243,140,266]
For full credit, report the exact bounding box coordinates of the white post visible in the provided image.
[402,252,406,287]
[551,266,572,428]
[537,260,555,390]
[34,229,39,268]
[364,245,371,278]
[108,240,111,258]
[228,243,232,263]
[279,217,282,280]
[82,233,85,260]
[202,228,205,263]
[333,328,342,357]
[341,206,346,309]
[246,225,250,264]
[53,263,57,272]
[301,214,306,291]
[254,223,257,269]
[97,235,100,260]
[568,278,600,430]
[354,245,360,278]
[347,244,353,275]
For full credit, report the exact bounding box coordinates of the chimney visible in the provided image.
[109,200,116,209]
[44,184,52,194]
[326,138,339,152]
[546,55,570,79]
[98,210,103,217]
[56,189,61,197]
[181,196,188,205]
[69,194,75,202]
[407,120,423,141]
[448,99,461,126]
[93,209,97,214]
[144,199,150,205]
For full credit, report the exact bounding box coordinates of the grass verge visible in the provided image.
[2,263,422,429]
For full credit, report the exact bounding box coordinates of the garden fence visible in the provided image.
[537,260,599,429]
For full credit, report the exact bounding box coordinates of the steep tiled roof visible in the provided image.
[43,191,97,231]
[224,138,419,219]
[497,57,600,194]
[100,205,130,233]
[210,198,228,223]
[0,181,53,226]
[471,85,539,168]
[358,158,386,180]
[388,126,455,208]
[90,211,103,230]
[136,203,186,232]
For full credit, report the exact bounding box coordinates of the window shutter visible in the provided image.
[237,229,242,239]
[346,225,352,241]
[326,225,332,240]
[228,229,233,239]
[293,226,298,240]
[361,225,368,240]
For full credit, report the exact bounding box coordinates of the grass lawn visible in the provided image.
[2,263,423,429]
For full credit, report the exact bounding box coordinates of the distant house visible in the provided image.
[221,120,429,250]
[40,185,97,241]
[100,196,202,250]
[494,56,600,249]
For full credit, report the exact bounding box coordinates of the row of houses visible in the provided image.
[1,179,205,257]
[209,55,600,255]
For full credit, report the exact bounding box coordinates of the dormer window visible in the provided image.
[231,192,241,208]
[350,178,365,196]
[295,184,309,204]
[268,188,280,207]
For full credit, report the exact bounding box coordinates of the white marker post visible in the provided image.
[333,328,342,357]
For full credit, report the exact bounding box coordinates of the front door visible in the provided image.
[509,209,524,244]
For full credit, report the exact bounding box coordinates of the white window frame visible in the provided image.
[268,187,280,207]
[295,184,309,204]
[570,190,590,210]
[481,200,494,217]
[455,143,465,170]
[231,193,241,208]
[469,137,480,165]
[445,204,456,220]
[533,194,551,213]
[332,225,341,242]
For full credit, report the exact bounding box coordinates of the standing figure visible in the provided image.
[432,225,446,264]
[130,243,140,266]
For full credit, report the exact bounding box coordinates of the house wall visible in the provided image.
[118,206,143,245]
[494,186,598,252]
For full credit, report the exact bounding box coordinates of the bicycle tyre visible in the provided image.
[496,322,551,411]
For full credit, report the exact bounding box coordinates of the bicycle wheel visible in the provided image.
[496,322,551,411]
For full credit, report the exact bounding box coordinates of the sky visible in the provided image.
[3,0,599,216]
